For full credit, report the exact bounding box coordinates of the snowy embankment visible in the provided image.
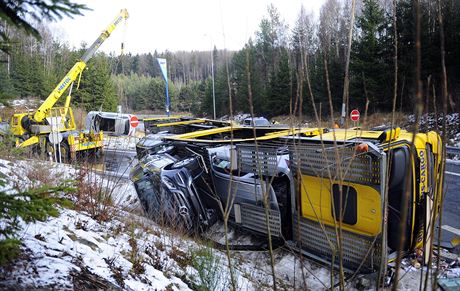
[407,113,460,146]
[0,159,335,290]
[0,159,190,289]
[406,113,460,162]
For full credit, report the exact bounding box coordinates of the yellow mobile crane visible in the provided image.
[8,9,129,161]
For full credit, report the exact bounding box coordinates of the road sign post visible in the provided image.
[128,115,139,137]
[130,115,139,128]
[350,109,360,126]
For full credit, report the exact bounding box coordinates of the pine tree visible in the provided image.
[74,55,118,111]
[0,178,73,266]
[232,44,251,114]
[350,0,391,112]
[0,0,88,54]
[266,49,291,117]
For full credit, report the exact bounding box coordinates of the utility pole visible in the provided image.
[204,34,216,119]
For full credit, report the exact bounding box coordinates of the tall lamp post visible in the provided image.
[211,47,216,120]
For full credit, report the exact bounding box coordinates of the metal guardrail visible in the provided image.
[446,146,460,174]
[446,146,460,155]
[446,146,460,156]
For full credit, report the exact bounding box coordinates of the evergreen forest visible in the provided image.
[1,0,459,119]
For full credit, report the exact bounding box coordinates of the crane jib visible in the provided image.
[81,12,127,63]
[114,16,123,25]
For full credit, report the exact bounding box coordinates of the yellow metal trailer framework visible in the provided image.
[157,125,444,272]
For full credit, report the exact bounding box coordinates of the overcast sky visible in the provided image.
[52,0,325,54]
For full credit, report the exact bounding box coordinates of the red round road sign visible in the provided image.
[130,115,139,128]
[350,109,360,122]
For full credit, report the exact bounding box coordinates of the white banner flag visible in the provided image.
[157,58,168,81]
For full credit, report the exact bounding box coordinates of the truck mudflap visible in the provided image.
[289,141,387,273]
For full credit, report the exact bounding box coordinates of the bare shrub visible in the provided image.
[145,244,169,272]
[169,246,191,269]
[73,166,113,221]
[154,240,165,252]
[128,236,145,275]
[360,111,407,129]
[0,133,25,160]
[103,256,125,288]
[25,161,58,188]
[190,245,222,291]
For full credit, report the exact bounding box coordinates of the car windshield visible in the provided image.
[254,119,270,126]
[243,117,270,126]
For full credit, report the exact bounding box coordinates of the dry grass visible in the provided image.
[168,246,192,269]
[0,107,15,122]
[25,161,58,188]
[273,111,407,129]
[133,109,192,116]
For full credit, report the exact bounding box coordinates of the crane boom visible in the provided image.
[33,9,129,123]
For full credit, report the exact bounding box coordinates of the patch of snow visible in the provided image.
[5,98,42,108]
[1,156,342,290]
[0,208,192,290]
[406,113,459,140]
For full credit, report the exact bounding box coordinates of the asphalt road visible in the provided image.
[439,171,460,246]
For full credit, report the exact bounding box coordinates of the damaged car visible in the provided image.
[130,150,218,232]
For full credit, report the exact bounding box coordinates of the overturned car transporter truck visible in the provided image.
[130,125,444,274]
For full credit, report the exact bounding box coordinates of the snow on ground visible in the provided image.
[1,158,339,290]
[0,206,192,289]
[401,113,460,160]
[5,156,393,290]
[0,158,192,289]
[406,113,459,143]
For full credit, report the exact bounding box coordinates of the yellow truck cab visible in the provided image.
[287,127,444,271]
